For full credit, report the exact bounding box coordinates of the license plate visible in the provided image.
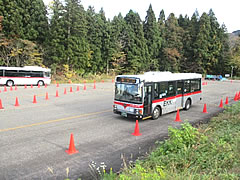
[121,112,127,117]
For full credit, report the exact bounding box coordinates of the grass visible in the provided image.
[101,102,240,179]
[51,73,115,84]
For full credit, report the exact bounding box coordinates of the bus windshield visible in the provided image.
[115,83,142,104]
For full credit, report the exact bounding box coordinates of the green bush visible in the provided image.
[102,102,240,180]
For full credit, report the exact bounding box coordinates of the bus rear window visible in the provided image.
[31,71,44,77]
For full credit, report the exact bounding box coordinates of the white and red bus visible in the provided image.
[113,71,202,120]
[0,66,51,86]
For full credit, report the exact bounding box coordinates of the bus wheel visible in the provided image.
[184,99,191,110]
[6,80,14,87]
[152,107,161,120]
[37,80,44,86]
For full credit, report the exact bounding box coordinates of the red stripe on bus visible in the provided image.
[152,91,202,103]
[114,101,143,108]
[0,76,50,79]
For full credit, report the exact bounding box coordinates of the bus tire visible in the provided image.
[6,80,14,87]
[152,106,161,120]
[184,99,191,110]
[37,80,44,86]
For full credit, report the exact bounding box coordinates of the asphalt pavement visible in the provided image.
[0,80,239,179]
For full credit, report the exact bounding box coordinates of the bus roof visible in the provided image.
[116,71,202,82]
[0,66,51,72]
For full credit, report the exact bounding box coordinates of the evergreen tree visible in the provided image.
[85,6,102,74]
[0,0,48,44]
[63,0,90,74]
[216,24,231,75]
[45,0,66,67]
[157,10,166,71]
[123,10,149,73]
[195,12,212,74]
[110,13,127,74]
[143,4,161,70]
[99,8,113,74]
[163,13,183,72]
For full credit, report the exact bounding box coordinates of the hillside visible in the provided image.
[229,30,240,48]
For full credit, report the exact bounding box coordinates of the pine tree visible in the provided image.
[46,0,66,67]
[0,0,48,43]
[163,13,183,72]
[123,10,149,73]
[63,0,90,74]
[110,13,127,74]
[157,10,166,71]
[195,12,212,74]
[143,4,161,70]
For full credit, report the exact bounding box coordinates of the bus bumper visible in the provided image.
[113,109,143,119]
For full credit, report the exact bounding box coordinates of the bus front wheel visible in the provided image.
[37,80,44,86]
[6,80,14,87]
[152,106,161,120]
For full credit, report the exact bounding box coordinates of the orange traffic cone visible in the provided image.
[64,88,67,94]
[202,103,208,113]
[132,120,142,136]
[4,86,7,92]
[238,91,240,100]
[175,109,181,122]
[234,92,238,101]
[33,95,37,103]
[38,84,40,88]
[225,97,229,105]
[102,80,104,83]
[56,83,59,87]
[24,84,27,89]
[93,82,96,89]
[15,85,17,90]
[112,79,114,83]
[76,86,80,91]
[55,90,59,97]
[31,84,33,88]
[70,87,73,92]
[83,84,86,90]
[0,99,4,109]
[45,84,47,88]
[219,99,223,108]
[45,92,49,100]
[65,133,79,155]
[15,97,20,107]
[10,86,13,91]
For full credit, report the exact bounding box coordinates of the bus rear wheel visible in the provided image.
[37,80,44,86]
[152,106,161,120]
[6,80,14,87]
[184,99,191,110]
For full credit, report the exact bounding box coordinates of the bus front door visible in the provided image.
[143,84,152,117]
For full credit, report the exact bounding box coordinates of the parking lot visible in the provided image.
[0,80,239,179]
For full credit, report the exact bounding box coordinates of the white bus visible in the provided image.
[0,66,51,86]
[113,71,202,120]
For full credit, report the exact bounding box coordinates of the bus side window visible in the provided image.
[191,79,200,92]
[159,82,168,98]
[177,81,183,94]
[184,80,191,93]
[0,70,3,76]
[168,81,176,97]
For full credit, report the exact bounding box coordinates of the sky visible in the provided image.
[43,0,239,33]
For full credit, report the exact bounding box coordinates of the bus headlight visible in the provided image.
[113,105,117,110]
[134,109,143,115]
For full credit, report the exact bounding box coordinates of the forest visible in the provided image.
[0,0,240,77]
